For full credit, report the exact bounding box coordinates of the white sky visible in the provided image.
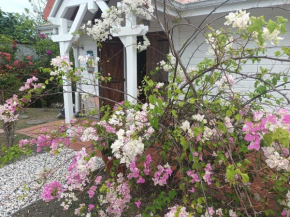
[0,0,34,14]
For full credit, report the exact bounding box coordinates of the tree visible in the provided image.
[0,9,37,44]
[27,0,48,24]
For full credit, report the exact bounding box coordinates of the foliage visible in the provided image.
[0,39,37,104]
[0,9,37,44]
[0,143,32,166]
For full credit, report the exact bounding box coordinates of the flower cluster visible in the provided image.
[224,10,250,29]
[262,27,284,46]
[159,53,184,79]
[80,127,99,142]
[216,74,236,90]
[66,148,99,191]
[0,94,20,123]
[50,56,73,76]
[85,6,123,42]
[19,76,44,91]
[152,163,173,186]
[111,130,144,166]
[99,174,131,217]
[243,109,290,151]
[165,205,190,217]
[136,35,150,52]
[42,181,63,202]
[127,160,145,183]
[206,30,234,56]
[26,133,71,153]
[203,163,213,185]
[263,147,289,171]
[109,104,154,165]
[122,0,154,20]
[127,155,152,183]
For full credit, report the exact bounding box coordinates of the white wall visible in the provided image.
[177,8,290,107]
[77,34,99,96]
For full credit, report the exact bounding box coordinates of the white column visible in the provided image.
[125,36,138,103]
[112,11,148,103]
[73,46,81,114]
[59,42,74,123]
[125,14,137,103]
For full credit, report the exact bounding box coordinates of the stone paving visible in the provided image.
[16,120,64,138]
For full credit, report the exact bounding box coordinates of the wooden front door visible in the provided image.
[99,38,125,108]
[146,32,170,83]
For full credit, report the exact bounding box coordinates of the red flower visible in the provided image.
[6,53,11,61]
[5,64,12,69]
[27,56,32,60]
[28,61,34,66]
[14,60,19,65]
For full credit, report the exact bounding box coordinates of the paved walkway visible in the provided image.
[16,120,65,138]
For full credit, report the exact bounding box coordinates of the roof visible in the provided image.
[44,0,56,20]
[175,0,202,3]
[43,0,207,20]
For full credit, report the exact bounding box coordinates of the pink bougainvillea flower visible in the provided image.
[88,204,95,212]
[95,176,102,185]
[88,185,97,198]
[253,110,264,121]
[42,181,63,202]
[246,134,260,150]
[135,200,141,208]
[189,187,195,193]
[39,33,46,39]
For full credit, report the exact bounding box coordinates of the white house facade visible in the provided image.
[40,0,290,123]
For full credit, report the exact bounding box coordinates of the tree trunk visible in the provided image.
[3,121,16,147]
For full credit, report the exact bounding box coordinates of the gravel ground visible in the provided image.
[0,149,103,217]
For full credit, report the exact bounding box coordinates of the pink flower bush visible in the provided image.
[4,5,288,217]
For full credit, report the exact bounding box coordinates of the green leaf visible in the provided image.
[171,110,177,118]
[267,19,278,33]
[226,165,235,182]
[263,133,273,146]
[168,190,176,199]
[240,173,249,183]
[226,110,232,117]
[274,51,281,57]
[235,114,242,122]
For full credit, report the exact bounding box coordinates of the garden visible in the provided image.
[1,0,290,217]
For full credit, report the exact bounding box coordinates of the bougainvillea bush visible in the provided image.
[0,37,38,104]
[2,0,290,216]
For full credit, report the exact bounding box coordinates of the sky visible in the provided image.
[0,0,34,14]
